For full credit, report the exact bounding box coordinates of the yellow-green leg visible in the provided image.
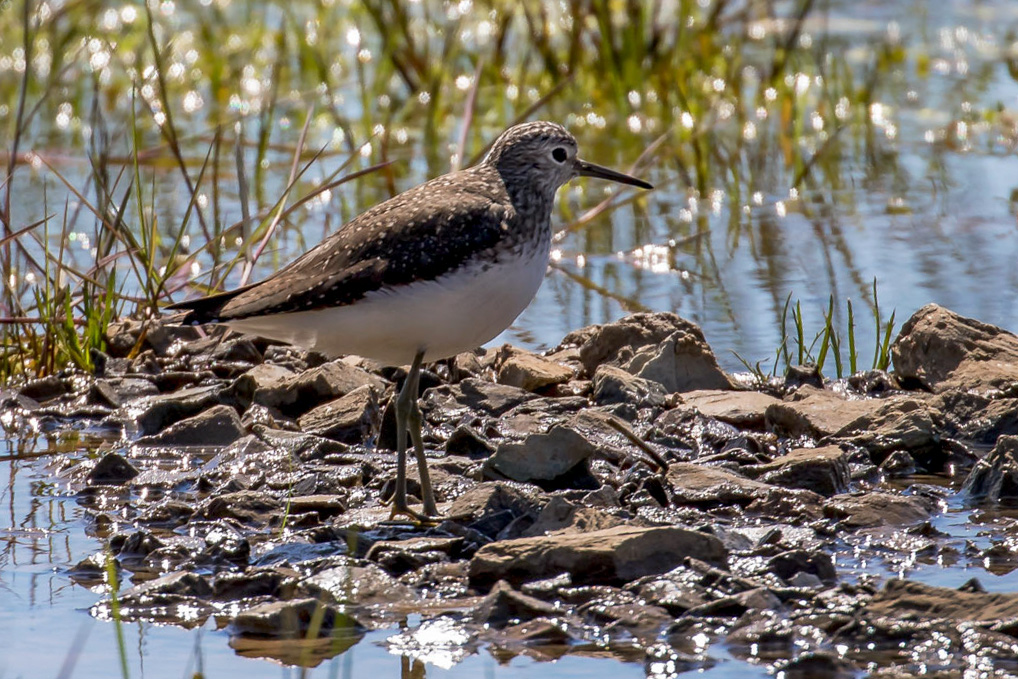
[390,350,439,521]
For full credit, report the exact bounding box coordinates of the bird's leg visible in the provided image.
[389,350,434,522]
[404,352,438,516]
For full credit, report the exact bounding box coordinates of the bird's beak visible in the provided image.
[575,158,653,190]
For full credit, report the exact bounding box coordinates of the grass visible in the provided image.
[736,279,897,382]
[0,0,1011,380]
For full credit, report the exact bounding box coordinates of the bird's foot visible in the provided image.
[383,498,440,527]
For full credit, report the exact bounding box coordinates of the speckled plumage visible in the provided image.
[169,121,651,364]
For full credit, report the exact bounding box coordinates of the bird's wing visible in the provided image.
[170,175,512,324]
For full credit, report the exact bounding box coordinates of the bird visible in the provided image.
[168,120,653,522]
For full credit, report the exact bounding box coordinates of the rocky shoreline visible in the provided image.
[5,303,1018,675]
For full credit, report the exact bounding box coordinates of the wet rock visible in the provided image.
[444,424,495,458]
[591,365,668,407]
[301,560,416,606]
[666,463,823,517]
[90,377,160,408]
[297,384,380,444]
[961,435,1018,502]
[765,386,881,438]
[783,364,824,390]
[627,571,711,614]
[483,423,596,486]
[228,598,362,638]
[521,496,624,537]
[367,537,465,576]
[749,446,851,496]
[135,404,245,447]
[19,375,71,402]
[776,652,856,679]
[287,494,347,519]
[622,330,734,393]
[584,599,673,639]
[495,346,573,392]
[213,569,295,600]
[468,525,727,587]
[200,490,281,525]
[681,389,781,428]
[892,304,1018,395]
[473,580,561,626]
[836,397,943,462]
[421,378,533,421]
[86,452,139,485]
[825,491,932,528]
[121,571,213,601]
[448,482,544,539]
[767,550,836,584]
[131,383,251,436]
[565,313,709,376]
[880,450,918,477]
[866,578,1018,621]
[250,359,386,417]
[934,391,1018,444]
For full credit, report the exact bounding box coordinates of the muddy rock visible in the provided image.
[130,383,252,436]
[836,397,943,462]
[90,377,161,408]
[623,329,734,393]
[473,580,562,626]
[521,496,625,537]
[565,312,706,374]
[748,445,851,496]
[297,384,380,443]
[865,578,1018,621]
[135,404,246,446]
[367,536,466,575]
[447,482,545,538]
[421,378,533,422]
[483,423,596,486]
[301,559,416,606]
[121,571,213,601]
[934,391,1018,444]
[468,525,727,587]
[892,304,1018,395]
[494,346,573,392]
[826,491,933,528]
[200,490,281,525]
[961,435,1018,502]
[767,549,837,584]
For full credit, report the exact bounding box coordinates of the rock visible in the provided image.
[681,389,782,428]
[19,375,70,402]
[521,496,624,537]
[301,560,416,606]
[623,330,734,393]
[129,382,253,436]
[892,304,1018,395]
[213,569,295,600]
[749,446,851,496]
[767,549,836,584]
[421,378,533,421]
[90,377,160,408]
[121,571,212,601]
[250,359,386,417]
[86,452,139,485]
[783,364,824,390]
[228,598,362,638]
[366,537,465,576]
[825,491,932,528]
[835,397,943,460]
[297,384,380,444]
[765,386,881,438]
[961,435,1018,502]
[866,578,1018,622]
[468,525,727,587]
[666,463,823,516]
[880,450,918,477]
[495,346,573,392]
[483,424,596,486]
[448,482,543,522]
[934,392,1018,444]
[200,490,281,525]
[286,494,347,519]
[135,404,245,446]
[564,312,707,375]
[473,580,561,626]
[444,424,495,458]
[591,365,668,407]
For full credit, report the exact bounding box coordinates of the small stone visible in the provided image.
[961,435,1018,502]
[880,450,918,477]
[228,598,361,638]
[495,346,573,392]
[86,452,139,485]
[750,446,851,496]
[483,424,596,486]
[250,359,386,417]
[767,549,837,584]
[826,491,932,529]
[681,389,782,428]
[591,365,667,407]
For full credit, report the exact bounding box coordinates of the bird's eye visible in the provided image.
[551,147,568,163]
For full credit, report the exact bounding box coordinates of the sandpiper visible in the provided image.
[169,121,652,521]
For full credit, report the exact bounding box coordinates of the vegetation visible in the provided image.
[0,0,1013,380]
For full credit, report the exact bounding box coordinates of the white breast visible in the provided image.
[225,245,550,366]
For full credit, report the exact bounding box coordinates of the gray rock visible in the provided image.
[563,312,704,376]
[483,424,596,484]
[836,396,943,458]
[750,445,851,496]
[421,378,533,421]
[961,435,1018,502]
[468,525,727,587]
[135,404,245,447]
[892,304,1018,395]
[448,482,544,522]
[90,377,160,408]
[301,560,416,606]
[121,571,212,601]
[767,549,836,584]
[495,345,573,392]
[666,463,824,518]
[520,495,624,537]
[200,490,281,526]
[86,452,139,485]
[130,382,252,436]
[249,359,386,417]
[473,580,561,626]
[592,364,668,407]
[880,450,918,477]
[297,384,380,444]
[366,536,464,575]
